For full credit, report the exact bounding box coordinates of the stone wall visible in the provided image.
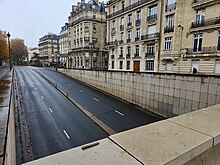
[59,68,220,117]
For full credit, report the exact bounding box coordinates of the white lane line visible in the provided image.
[49,108,53,113]
[79,90,84,93]
[115,110,124,116]
[41,96,44,100]
[93,97,99,102]
[63,130,70,139]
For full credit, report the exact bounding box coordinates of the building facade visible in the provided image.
[38,33,59,66]
[159,0,220,74]
[58,23,69,67]
[106,0,161,72]
[68,0,108,70]
[28,47,39,61]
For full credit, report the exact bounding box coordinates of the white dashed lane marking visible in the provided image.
[93,98,99,102]
[63,130,70,139]
[115,110,124,116]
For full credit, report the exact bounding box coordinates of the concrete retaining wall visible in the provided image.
[59,69,220,117]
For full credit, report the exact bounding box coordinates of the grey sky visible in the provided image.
[0,0,106,48]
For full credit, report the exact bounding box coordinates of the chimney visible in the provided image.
[77,2,81,7]
[81,0,85,4]
[72,5,77,11]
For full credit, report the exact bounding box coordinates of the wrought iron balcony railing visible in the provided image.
[118,55,124,59]
[141,33,160,40]
[164,26,174,33]
[127,22,132,27]
[127,38,131,43]
[119,40,123,44]
[136,19,141,26]
[111,55,115,59]
[147,14,157,21]
[145,52,155,58]
[186,46,220,54]
[120,25,124,31]
[135,37,140,41]
[191,17,220,28]
[126,54,131,59]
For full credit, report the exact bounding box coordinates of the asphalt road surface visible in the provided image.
[15,66,161,160]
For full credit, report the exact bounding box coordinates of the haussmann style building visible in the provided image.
[67,0,108,70]
[38,33,59,66]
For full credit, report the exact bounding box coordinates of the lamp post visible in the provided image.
[89,43,93,70]
[7,32,12,70]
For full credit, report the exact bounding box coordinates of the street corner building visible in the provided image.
[67,0,108,70]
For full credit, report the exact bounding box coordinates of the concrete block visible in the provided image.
[193,82,201,92]
[185,99,192,110]
[175,80,181,89]
[25,139,142,165]
[110,120,212,165]
[179,98,185,108]
[201,83,209,93]
[159,86,164,95]
[200,93,208,103]
[174,89,180,98]
[199,102,207,109]
[192,92,200,102]
[186,81,193,91]
[192,101,199,111]
[168,96,174,105]
[169,104,220,146]
[180,89,186,99]
[180,80,187,90]
[207,94,217,106]
[216,95,220,104]
[209,84,218,95]
[173,98,179,107]
[186,91,193,100]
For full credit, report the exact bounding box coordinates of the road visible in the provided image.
[15,66,160,160]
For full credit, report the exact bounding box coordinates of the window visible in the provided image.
[147,45,155,56]
[149,5,157,16]
[111,61,114,69]
[119,61,123,69]
[217,31,220,50]
[136,28,140,38]
[135,45,139,56]
[113,6,115,13]
[120,47,123,55]
[128,14,132,24]
[215,60,220,74]
[85,22,89,29]
[191,60,199,72]
[167,0,176,5]
[166,61,173,72]
[128,31,132,39]
[165,37,172,50]
[193,33,203,52]
[120,17,124,25]
[166,14,175,28]
[127,46,131,55]
[120,32,124,41]
[146,60,154,71]
[137,11,141,20]
[112,20,115,28]
[127,61,130,70]
[93,14,96,19]
[85,13,88,19]
[122,1,125,11]
[129,0,132,6]
[196,9,205,24]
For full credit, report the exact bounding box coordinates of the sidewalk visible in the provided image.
[0,66,10,79]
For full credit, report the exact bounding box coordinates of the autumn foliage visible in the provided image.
[0,30,8,65]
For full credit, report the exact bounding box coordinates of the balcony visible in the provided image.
[133,54,141,59]
[111,55,115,59]
[127,39,131,43]
[145,52,155,58]
[118,55,124,59]
[107,41,114,46]
[93,26,97,30]
[127,22,132,27]
[191,17,220,29]
[186,46,220,55]
[164,26,174,33]
[192,0,220,9]
[136,19,141,26]
[141,33,160,41]
[147,14,157,22]
[84,37,90,41]
[120,25,124,31]
[165,2,176,12]
[107,0,159,19]
[126,54,131,59]
[135,37,140,41]
[119,40,124,44]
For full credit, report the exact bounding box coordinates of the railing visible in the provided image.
[111,55,115,59]
[165,2,176,12]
[141,33,160,40]
[186,46,220,54]
[164,26,174,33]
[69,16,103,27]
[107,41,114,46]
[145,52,155,58]
[133,54,140,59]
[127,22,132,27]
[147,14,157,21]
[119,40,123,44]
[118,55,124,59]
[127,39,131,43]
[112,27,116,32]
[126,54,131,59]
[191,17,220,28]
[192,0,217,5]
[136,19,141,26]
[107,0,157,19]
[135,37,140,41]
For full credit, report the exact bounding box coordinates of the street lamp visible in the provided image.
[89,43,93,70]
[7,32,12,70]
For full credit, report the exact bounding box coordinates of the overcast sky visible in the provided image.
[0,0,106,48]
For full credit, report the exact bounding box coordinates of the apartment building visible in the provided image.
[38,33,59,66]
[68,0,108,70]
[58,23,69,67]
[106,0,161,72]
[28,47,39,61]
[159,0,220,74]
